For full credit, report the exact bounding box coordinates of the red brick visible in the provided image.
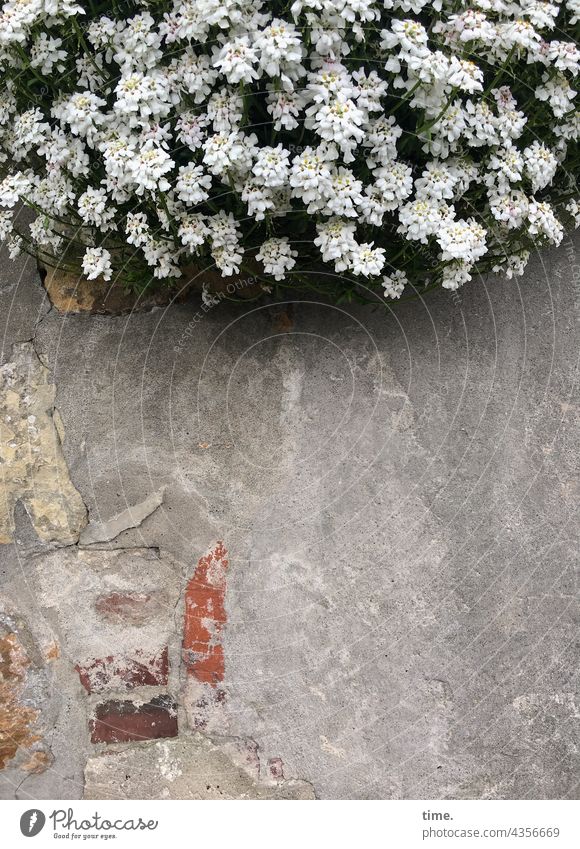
[75,647,169,694]
[90,696,177,744]
[182,542,228,685]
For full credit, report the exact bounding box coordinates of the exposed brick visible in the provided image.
[90,696,177,744]
[182,542,228,685]
[75,647,169,694]
[94,592,153,625]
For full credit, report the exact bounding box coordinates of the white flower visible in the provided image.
[125,212,149,247]
[175,163,212,205]
[142,236,181,278]
[437,218,487,263]
[201,283,220,306]
[178,214,208,250]
[254,19,303,80]
[527,201,564,245]
[30,33,66,74]
[9,108,48,158]
[241,178,275,221]
[55,92,106,140]
[349,243,386,277]
[8,235,22,259]
[569,0,580,25]
[492,250,530,278]
[267,88,306,131]
[374,161,413,210]
[364,115,403,168]
[82,246,113,281]
[448,58,484,93]
[321,167,364,217]
[443,9,497,43]
[0,172,32,208]
[176,111,209,150]
[489,190,529,229]
[208,210,243,276]
[252,145,291,188]
[462,100,498,147]
[290,146,333,205]
[0,210,13,240]
[358,184,388,226]
[441,262,473,291]
[523,141,558,192]
[113,12,162,70]
[546,40,580,74]
[256,237,297,280]
[381,19,430,62]
[0,0,577,298]
[213,36,259,85]
[314,218,358,272]
[535,73,576,118]
[398,198,452,244]
[207,88,243,132]
[382,269,408,299]
[496,19,541,53]
[353,68,388,113]
[30,217,62,252]
[485,147,525,194]
[565,199,580,227]
[307,95,365,163]
[202,131,257,178]
[415,161,459,200]
[127,141,173,195]
[78,187,116,227]
[170,51,217,103]
[114,71,172,124]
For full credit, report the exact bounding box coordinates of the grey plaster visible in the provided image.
[0,208,49,365]
[0,234,578,799]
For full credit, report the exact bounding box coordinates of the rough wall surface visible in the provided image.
[0,235,578,800]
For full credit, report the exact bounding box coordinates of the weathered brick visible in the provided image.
[94,591,153,625]
[90,696,177,744]
[182,542,228,685]
[75,647,169,694]
[268,757,285,780]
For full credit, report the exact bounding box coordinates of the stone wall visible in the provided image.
[0,228,579,799]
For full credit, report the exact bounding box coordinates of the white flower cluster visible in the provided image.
[0,0,578,301]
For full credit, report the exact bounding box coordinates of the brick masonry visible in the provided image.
[182,541,228,685]
[75,648,169,693]
[90,697,178,744]
[2,542,312,796]
[182,542,229,731]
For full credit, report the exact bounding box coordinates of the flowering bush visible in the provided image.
[0,0,579,304]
